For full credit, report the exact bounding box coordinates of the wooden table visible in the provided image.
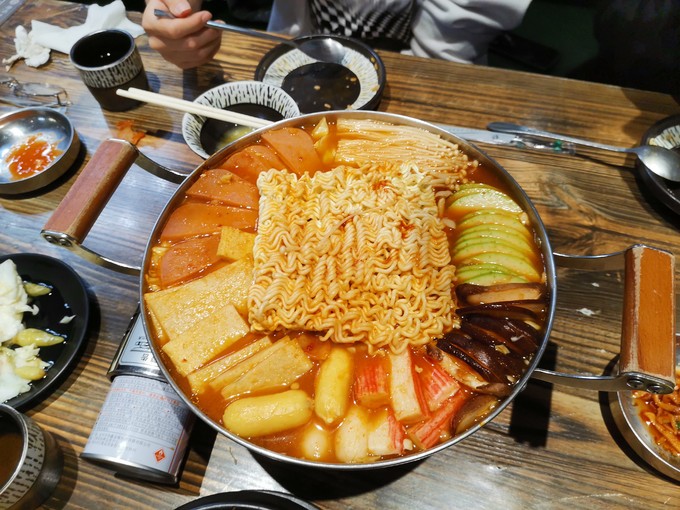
[2,1,680,508]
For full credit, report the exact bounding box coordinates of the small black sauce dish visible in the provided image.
[254,34,386,114]
[182,80,300,159]
[200,103,284,156]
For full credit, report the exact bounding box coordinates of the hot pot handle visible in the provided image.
[532,245,676,394]
[40,138,187,275]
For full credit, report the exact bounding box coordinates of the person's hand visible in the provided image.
[143,0,222,69]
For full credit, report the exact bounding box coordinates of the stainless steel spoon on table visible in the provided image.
[154,9,346,64]
[488,121,680,182]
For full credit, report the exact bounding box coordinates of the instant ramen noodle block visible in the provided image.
[248,161,456,354]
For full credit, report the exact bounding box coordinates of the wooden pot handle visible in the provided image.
[534,244,676,394]
[620,245,676,388]
[43,139,138,242]
[41,139,143,275]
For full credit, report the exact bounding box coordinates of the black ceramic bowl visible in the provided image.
[181,80,300,159]
[1,253,90,410]
[254,34,386,114]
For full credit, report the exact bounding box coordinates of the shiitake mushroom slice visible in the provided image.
[425,343,488,390]
[425,343,512,397]
[436,329,526,385]
[456,282,547,305]
[436,330,502,383]
[451,394,499,435]
[456,300,547,322]
[460,314,539,357]
[458,321,529,375]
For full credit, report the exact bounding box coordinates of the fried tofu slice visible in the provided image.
[217,226,256,262]
[210,337,313,400]
[162,302,249,376]
[144,257,253,343]
[187,336,273,395]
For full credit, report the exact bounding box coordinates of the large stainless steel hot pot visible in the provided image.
[41,111,676,470]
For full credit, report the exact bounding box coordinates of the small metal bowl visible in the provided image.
[609,347,680,481]
[0,107,80,195]
[182,80,300,159]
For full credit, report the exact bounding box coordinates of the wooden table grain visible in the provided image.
[2,1,680,509]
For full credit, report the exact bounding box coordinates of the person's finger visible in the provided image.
[144,6,212,38]
[164,0,194,18]
[148,26,222,68]
[142,0,220,69]
[147,23,220,50]
[171,39,221,69]
[154,38,220,69]
[143,0,211,34]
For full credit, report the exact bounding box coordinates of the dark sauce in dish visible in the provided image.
[200,103,284,156]
[281,62,360,113]
[0,416,23,485]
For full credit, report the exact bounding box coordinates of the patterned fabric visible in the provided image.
[268,0,532,64]
[308,0,415,50]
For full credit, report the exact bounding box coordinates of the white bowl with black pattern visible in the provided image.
[182,80,300,159]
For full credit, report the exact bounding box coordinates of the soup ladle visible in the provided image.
[154,9,346,65]
[488,121,680,182]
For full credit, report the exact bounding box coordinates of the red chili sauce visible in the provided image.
[5,134,62,180]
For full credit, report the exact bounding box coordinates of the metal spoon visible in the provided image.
[154,9,346,64]
[488,121,680,182]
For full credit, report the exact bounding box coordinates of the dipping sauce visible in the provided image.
[200,103,284,156]
[0,415,23,486]
[5,134,62,180]
[282,62,360,112]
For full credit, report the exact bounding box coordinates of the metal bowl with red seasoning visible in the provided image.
[41,111,677,470]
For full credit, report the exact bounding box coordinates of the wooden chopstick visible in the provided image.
[116,87,272,129]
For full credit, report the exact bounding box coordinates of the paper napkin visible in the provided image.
[3,0,144,69]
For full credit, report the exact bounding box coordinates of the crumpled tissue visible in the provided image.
[3,0,145,70]
[2,25,50,69]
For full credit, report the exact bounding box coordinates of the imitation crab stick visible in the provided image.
[415,357,461,411]
[159,202,258,242]
[353,355,390,408]
[186,169,260,209]
[368,408,411,456]
[408,392,469,450]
